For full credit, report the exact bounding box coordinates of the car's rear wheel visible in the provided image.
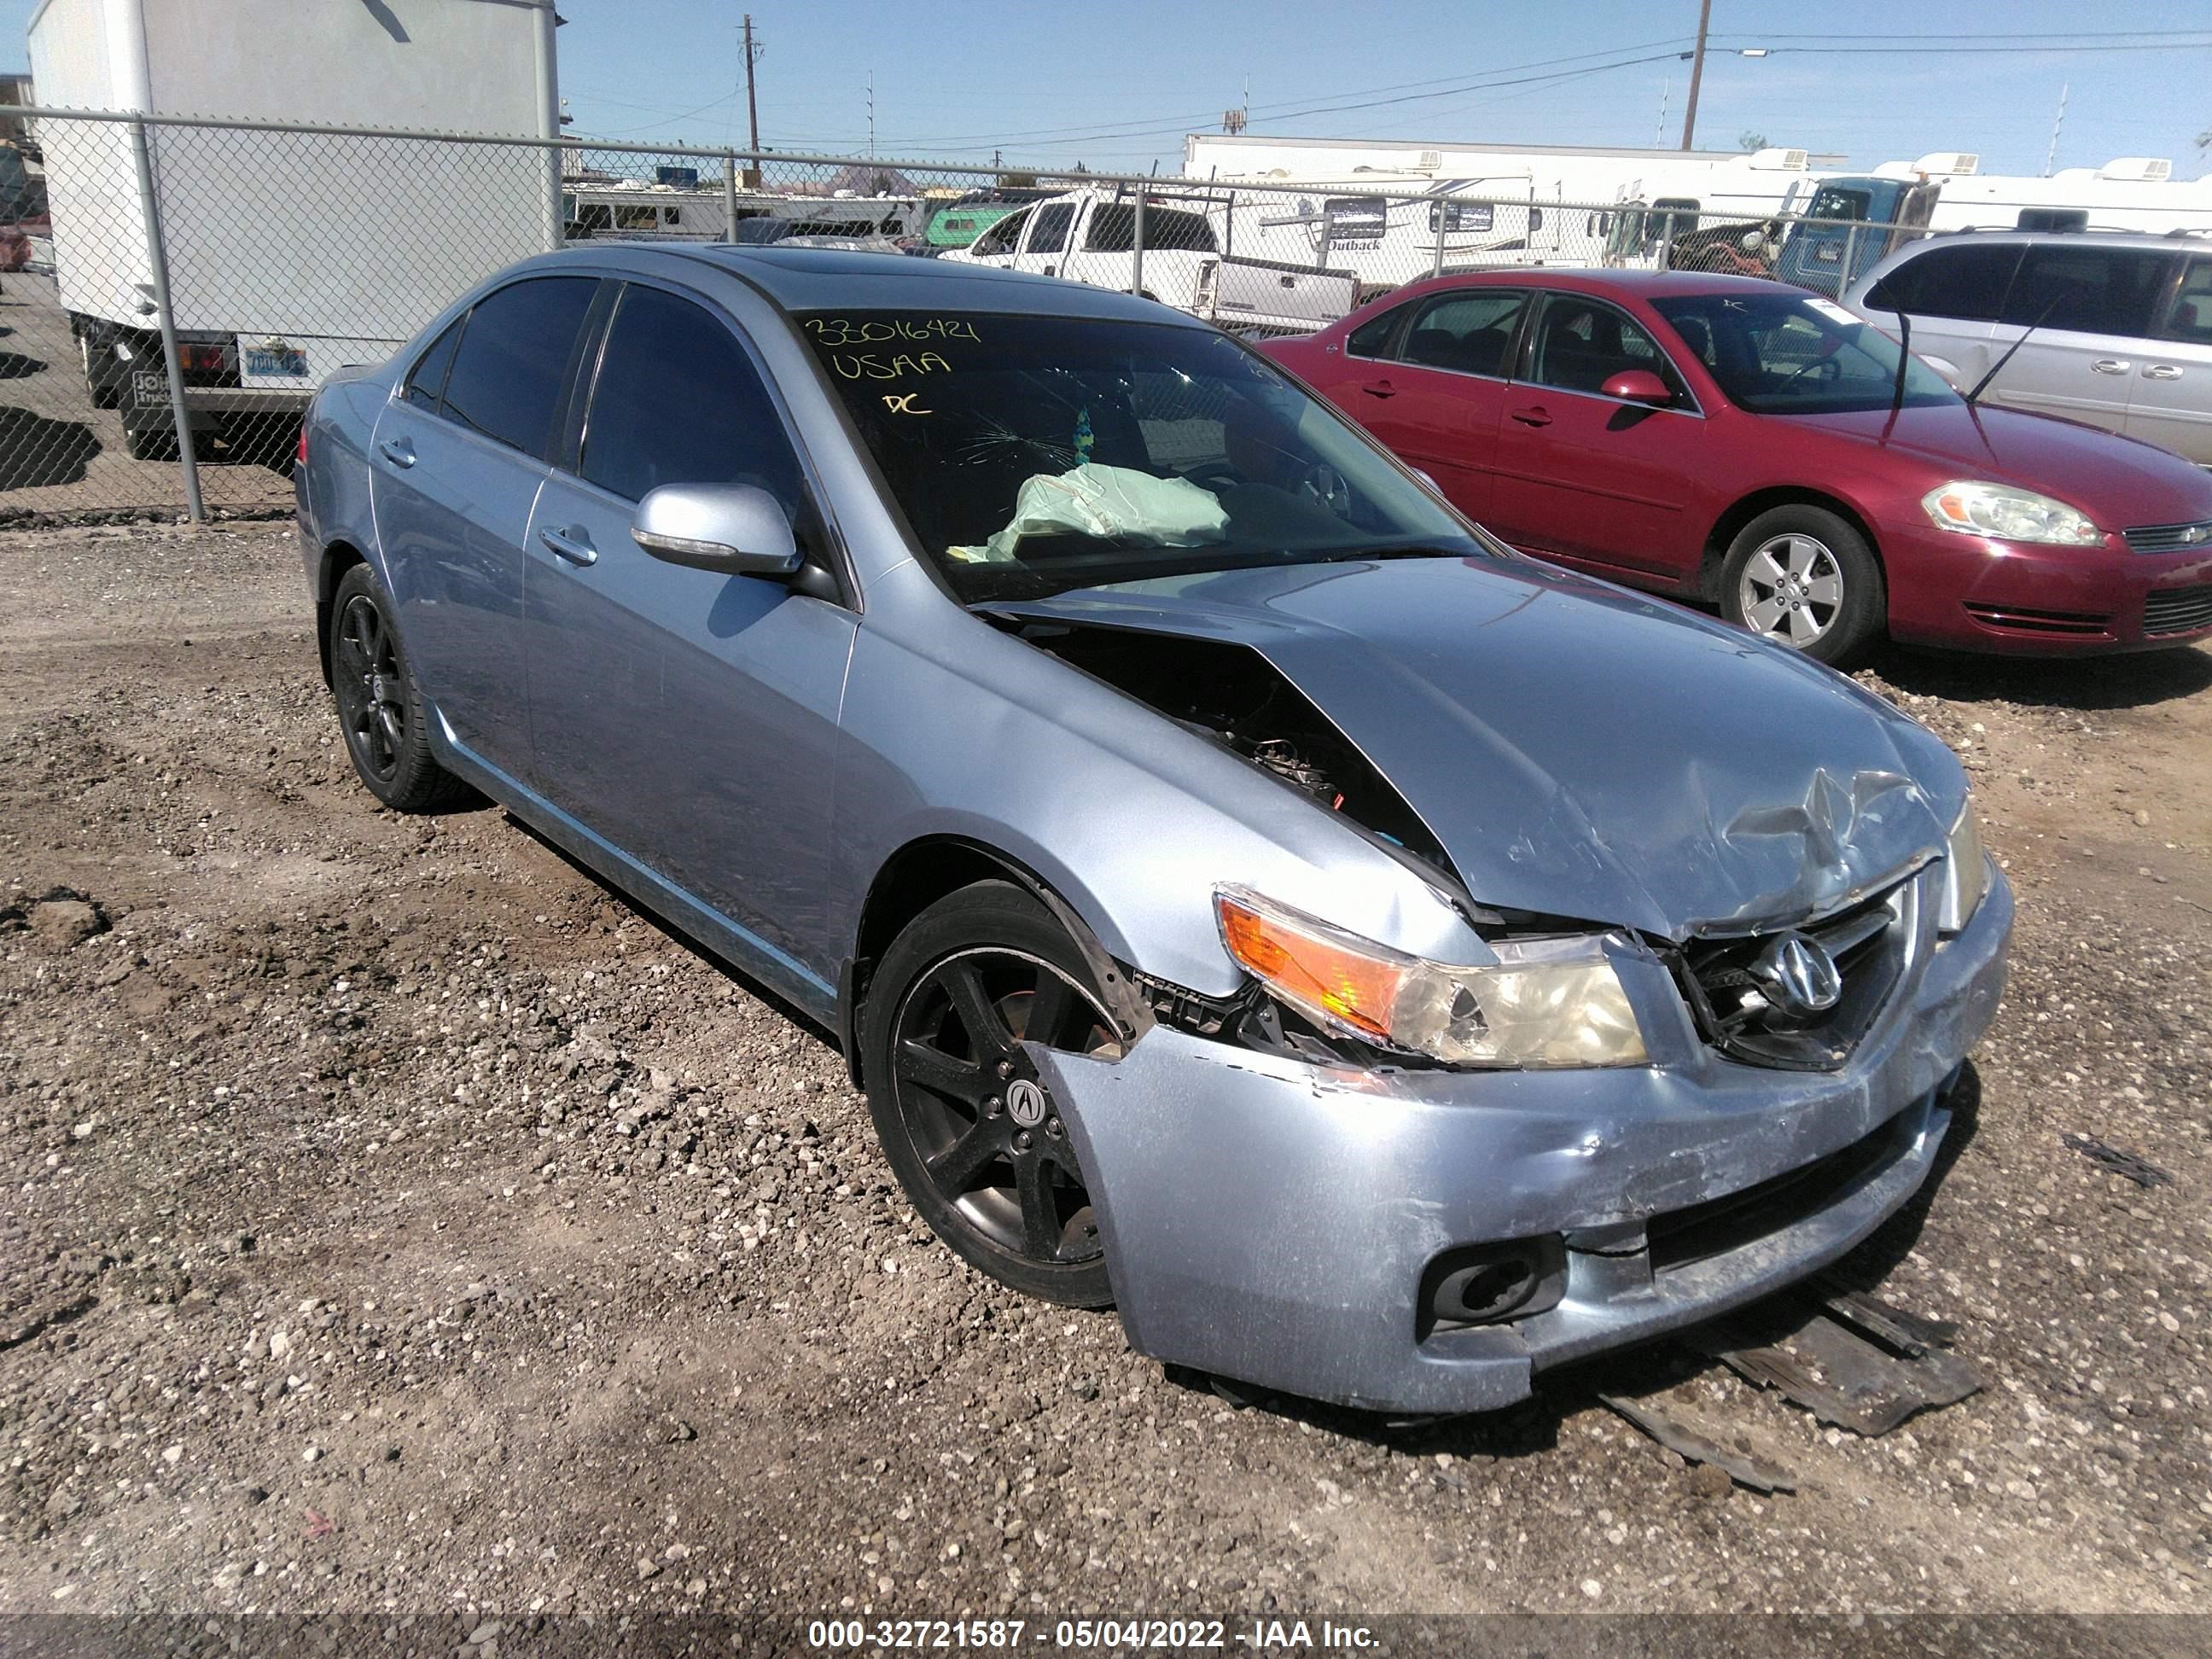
[1720,504,1884,667]
[327,563,470,812]
[863,881,1118,1308]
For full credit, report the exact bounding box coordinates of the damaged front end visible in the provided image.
[976,575,2011,1415]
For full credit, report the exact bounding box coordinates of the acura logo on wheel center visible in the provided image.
[1004,1078,1047,1127]
[1748,933,1844,1017]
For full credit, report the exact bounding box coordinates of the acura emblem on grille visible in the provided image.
[1748,933,1844,1017]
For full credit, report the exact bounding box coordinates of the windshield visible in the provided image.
[1650,290,1959,415]
[800,311,1483,602]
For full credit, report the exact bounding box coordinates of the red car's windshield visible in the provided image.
[1651,291,1959,416]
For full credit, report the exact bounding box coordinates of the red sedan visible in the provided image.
[1260,271,2212,663]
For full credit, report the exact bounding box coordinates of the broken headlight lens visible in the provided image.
[1214,886,1649,1068]
[1938,800,1989,934]
[1920,481,2104,546]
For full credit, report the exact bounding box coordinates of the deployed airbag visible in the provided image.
[949,463,1228,563]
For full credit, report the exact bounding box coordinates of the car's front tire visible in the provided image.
[326,562,470,812]
[862,881,1117,1308]
[1720,504,1884,667]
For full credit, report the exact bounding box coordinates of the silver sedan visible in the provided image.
[294,245,2010,1415]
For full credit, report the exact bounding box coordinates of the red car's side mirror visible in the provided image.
[1602,369,1674,406]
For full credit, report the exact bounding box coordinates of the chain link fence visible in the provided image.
[0,107,1916,524]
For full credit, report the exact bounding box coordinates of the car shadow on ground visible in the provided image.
[0,348,46,378]
[1867,639,2212,713]
[1167,1065,1985,1454]
[0,404,100,487]
[498,807,847,1057]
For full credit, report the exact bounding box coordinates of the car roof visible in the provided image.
[1383,267,1792,303]
[1882,227,2209,255]
[521,242,1205,326]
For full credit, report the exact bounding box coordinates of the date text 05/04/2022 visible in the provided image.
[804,1616,1378,1650]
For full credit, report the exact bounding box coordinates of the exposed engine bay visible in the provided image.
[995,616,1458,882]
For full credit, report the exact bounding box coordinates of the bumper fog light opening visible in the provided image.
[1417,1237,1567,1340]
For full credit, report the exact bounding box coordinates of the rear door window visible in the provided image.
[2000,246,2176,337]
[1397,289,1529,377]
[435,276,597,459]
[1864,242,2022,322]
[579,283,806,519]
[1026,202,1075,254]
[1086,204,1216,253]
[402,317,464,410]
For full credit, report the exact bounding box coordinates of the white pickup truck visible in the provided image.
[940,187,1358,335]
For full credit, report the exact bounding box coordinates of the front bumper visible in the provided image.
[1880,516,2212,654]
[1032,865,2011,1415]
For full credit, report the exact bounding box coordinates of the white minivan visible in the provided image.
[1845,230,2212,468]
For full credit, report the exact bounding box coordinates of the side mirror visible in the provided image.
[632,483,804,578]
[1601,369,1674,406]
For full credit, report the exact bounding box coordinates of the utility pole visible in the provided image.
[742,14,760,153]
[1654,75,1670,148]
[2045,81,2069,177]
[866,70,876,159]
[1679,0,1712,151]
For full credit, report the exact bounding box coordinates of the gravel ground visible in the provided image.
[1,521,2207,1627]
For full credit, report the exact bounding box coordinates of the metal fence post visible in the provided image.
[723,152,739,242]
[1131,190,1145,298]
[128,117,204,522]
[1431,200,1447,277]
[1841,223,1860,296]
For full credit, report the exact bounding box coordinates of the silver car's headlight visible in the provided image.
[1921,481,2104,546]
[1215,886,1649,1068]
[1938,800,1990,935]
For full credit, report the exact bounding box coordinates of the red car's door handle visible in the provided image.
[1360,379,1396,399]
[1509,405,1551,428]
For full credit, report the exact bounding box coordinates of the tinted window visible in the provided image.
[2158,258,2212,346]
[437,277,596,458]
[1027,202,1074,253]
[1865,242,2022,323]
[1400,289,1528,376]
[970,207,1028,256]
[1087,205,1215,253]
[581,285,805,516]
[403,317,463,409]
[1528,295,1685,399]
[1345,303,1406,360]
[2001,246,2174,335]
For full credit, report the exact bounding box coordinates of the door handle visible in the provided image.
[1509,405,1552,427]
[2143,364,2183,381]
[1360,379,1395,399]
[376,436,416,469]
[538,526,597,568]
[2090,358,2131,375]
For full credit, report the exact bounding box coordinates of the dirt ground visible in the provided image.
[1,520,2207,1630]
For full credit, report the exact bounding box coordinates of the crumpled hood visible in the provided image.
[1791,403,2212,525]
[994,555,1966,940]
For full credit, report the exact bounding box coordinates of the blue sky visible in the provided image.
[3,2,2208,178]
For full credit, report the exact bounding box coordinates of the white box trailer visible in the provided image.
[27,0,559,455]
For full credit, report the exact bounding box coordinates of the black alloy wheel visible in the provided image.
[324,563,470,812]
[333,591,406,784]
[864,882,1120,1307]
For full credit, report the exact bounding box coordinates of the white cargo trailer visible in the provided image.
[27,0,559,455]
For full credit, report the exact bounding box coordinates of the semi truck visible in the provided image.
[26,0,560,457]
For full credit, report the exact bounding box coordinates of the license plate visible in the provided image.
[131,370,168,401]
[245,344,309,377]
